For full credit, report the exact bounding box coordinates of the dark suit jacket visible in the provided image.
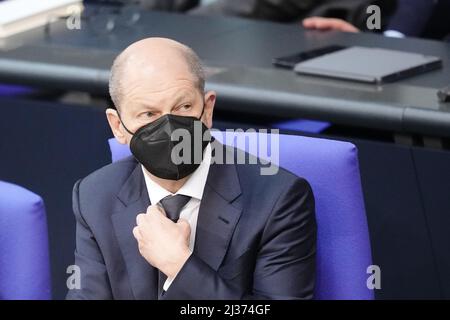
[131,0,199,11]
[66,146,316,300]
[189,0,320,22]
[387,0,435,37]
[86,0,199,12]
[189,0,396,30]
[392,0,450,40]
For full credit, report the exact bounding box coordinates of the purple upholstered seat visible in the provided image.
[0,181,51,300]
[108,131,373,300]
[0,84,35,97]
[272,119,331,133]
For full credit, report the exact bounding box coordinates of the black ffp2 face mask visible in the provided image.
[119,110,211,180]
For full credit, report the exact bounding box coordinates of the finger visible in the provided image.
[302,17,319,28]
[302,17,330,29]
[312,18,338,30]
[340,23,359,33]
[326,18,359,32]
[146,204,157,214]
[314,18,358,32]
[137,241,144,255]
[147,204,166,217]
[136,213,147,226]
[151,205,167,220]
[177,219,191,235]
[132,226,142,241]
[156,205,166,217]
[177,218,189,226]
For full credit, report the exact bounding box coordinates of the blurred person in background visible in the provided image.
[189,0,395,29]
[303,0,450,40]
[85,0,199,12]
[102,0,395,29]
[85,0,449,40]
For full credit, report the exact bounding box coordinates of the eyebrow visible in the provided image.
[138,104,158,112]
[171,93,194,108]
[137,92,194,113]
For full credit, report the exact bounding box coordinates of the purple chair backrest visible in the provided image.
[108,131,374,300]
[0,181,51,300]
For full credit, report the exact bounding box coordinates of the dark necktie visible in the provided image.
[157,194,191,296]
[160,194,191,222]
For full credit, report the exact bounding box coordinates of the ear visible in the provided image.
[106,108,128,145]
[202,91,216,129]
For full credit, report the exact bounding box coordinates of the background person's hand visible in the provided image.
[133,205,192,278]
[302,17,359,33]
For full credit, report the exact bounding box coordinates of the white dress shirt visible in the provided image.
[383,30,406,38]
[141,143,212,291]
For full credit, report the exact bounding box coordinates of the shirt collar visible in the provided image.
[142,143,212,205]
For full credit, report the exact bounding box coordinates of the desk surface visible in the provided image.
[1,7,450,138]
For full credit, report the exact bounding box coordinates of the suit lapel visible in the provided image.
[111,162,158,300]
[194,149,243,271]
[110,144,244,299]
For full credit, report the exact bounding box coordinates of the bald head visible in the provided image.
[109,38,205,110]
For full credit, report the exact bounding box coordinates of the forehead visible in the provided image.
[115,47,202,110]
[121,70,199,111]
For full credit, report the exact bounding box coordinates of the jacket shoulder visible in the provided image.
[74,156,138,210]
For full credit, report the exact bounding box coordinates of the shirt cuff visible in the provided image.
[162,250,193,292]
[163,277,173,291]
[383,30,406,38]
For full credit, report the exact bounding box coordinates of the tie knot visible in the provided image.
[159,194,191,222]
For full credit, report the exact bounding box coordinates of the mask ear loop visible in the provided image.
[197,101,213,144]
[116,111,135,135]
[197,102,206,120]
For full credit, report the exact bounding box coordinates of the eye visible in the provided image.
[179,104,192,111]
[143,111,154,118]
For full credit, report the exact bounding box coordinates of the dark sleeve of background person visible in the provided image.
[188,0,323,22]
[86,0,200,12]
[188,0,396,27]
[386,0,435,37]
[421,0,450,40]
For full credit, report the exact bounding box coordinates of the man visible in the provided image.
[66,37,316,300]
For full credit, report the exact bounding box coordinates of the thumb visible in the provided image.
[177,219,191,236]
[147,204,166,217]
